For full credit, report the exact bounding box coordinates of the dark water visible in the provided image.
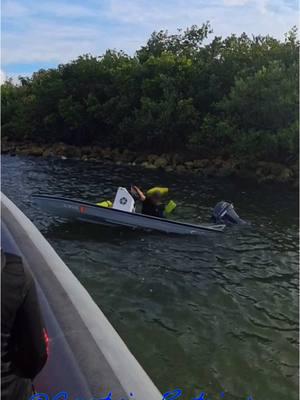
[1,155,299,400]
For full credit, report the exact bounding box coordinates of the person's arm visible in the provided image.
[131,186,146,202]
[13,274,48,379]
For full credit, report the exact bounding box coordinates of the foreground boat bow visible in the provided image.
[1,192,162,399]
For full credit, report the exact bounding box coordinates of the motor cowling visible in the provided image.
[212,201,247,225]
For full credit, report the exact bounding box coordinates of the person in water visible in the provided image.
[1,250,48,400]
[131,186,165,218]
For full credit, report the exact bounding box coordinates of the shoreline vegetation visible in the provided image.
[1,23,299,186]
[2,138,298,187]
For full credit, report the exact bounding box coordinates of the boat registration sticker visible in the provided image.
[79,206,87,214]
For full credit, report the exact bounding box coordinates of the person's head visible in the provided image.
[148,191,163,205]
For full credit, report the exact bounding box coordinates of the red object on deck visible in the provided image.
[43,328,49,356]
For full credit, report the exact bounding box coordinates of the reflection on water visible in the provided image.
[2,155,299,400]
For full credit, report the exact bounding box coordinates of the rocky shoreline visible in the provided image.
[2,140,299,187]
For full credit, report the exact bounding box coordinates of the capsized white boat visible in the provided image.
[33,187,226,235]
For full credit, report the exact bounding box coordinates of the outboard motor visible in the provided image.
[212,201,247,225]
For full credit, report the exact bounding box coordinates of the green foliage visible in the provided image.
[1,25,299,162]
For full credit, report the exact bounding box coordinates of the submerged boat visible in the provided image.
[1,192,162,399]
[33,188,226,235]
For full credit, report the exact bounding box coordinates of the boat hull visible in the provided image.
[1,193,162,399]
[32,194,225,235]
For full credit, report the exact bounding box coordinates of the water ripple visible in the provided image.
[2,155,299,400]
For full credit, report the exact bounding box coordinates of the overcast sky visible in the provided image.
[1,0,298,82]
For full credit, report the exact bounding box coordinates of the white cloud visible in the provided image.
[2,0,98,19]
[2,72,30,85]
[224,0,258,5]
[2,1,29,18]
[105,0,296,33]
[1,0,298,75]
[40,3,97,18]
[3,20,103,64]
[0,69,6,84]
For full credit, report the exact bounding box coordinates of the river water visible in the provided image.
[1,154,299,400]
